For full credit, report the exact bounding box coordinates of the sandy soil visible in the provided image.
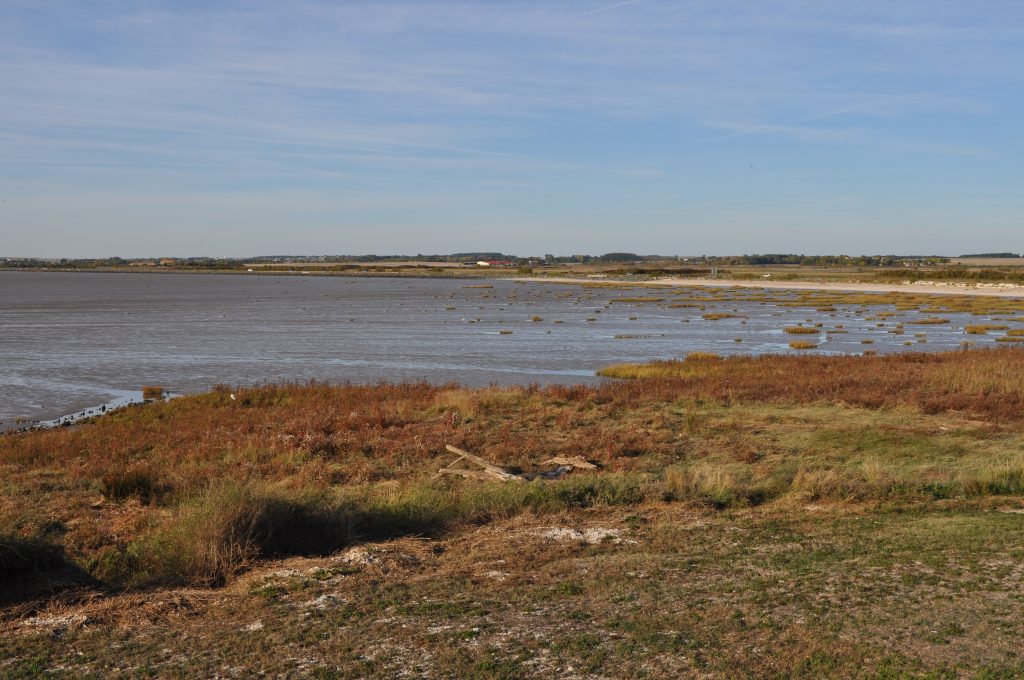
[513,276,1024,298]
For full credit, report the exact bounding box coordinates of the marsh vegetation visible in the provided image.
[4,345,1024,676]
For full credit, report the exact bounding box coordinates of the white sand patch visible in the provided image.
[533,526,635,545]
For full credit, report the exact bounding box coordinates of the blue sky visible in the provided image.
[1,0,1022,257]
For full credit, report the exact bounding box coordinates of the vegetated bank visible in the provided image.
[3,348,1024,677]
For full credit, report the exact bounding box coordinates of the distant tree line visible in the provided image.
[958,253,1020,259]
[703,254,949,266]
[874,267,1024,284]
[0,257,246,270]
[4,252,963,270]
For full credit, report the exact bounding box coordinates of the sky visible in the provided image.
[1,0,1022,257]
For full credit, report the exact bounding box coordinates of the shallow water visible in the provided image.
[0,271,1016,425]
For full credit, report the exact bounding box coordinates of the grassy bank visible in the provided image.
[3,349,1024,676]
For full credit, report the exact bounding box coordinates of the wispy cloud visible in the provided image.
[576,0,644,18]
[0,0,1020,255]
[698,121,857,143]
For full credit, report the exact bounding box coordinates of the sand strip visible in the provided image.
[512,277,1024,298]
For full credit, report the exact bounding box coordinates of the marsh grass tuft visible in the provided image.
[964,324,1009,335]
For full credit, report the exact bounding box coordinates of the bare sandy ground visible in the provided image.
[513,276,1024,298]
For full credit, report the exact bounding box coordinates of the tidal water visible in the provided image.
[0,271,1006,426]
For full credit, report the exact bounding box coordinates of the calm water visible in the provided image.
[0,271,1009,425]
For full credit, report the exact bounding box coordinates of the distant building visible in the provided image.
[476,260,513,266]
[158,258,177,266]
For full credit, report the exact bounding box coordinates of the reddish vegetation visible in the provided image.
[3,348,1022,491]
[598,347,1024,420]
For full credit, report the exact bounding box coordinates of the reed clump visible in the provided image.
[964,324,1010,334]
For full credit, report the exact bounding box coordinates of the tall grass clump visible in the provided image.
[126,474,650,587]
[960,464,1024,496]
[662,464,781,508]
[133,482,356,586]
[100,464,174,504]
[664,465,740,508]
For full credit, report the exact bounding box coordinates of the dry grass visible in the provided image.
[141,385,164,400]
[4,347,1024,676]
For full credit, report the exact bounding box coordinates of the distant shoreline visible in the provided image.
[5,266,1024,298]
[514,276,1024,298]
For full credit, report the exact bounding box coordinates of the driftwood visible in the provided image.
[434,445,600,483]
[541,456,598,470]
[436,468,509,482]
[434,445,524,482]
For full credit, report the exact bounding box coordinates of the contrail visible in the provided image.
[698,89,956,143]
[577,0,643,18]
